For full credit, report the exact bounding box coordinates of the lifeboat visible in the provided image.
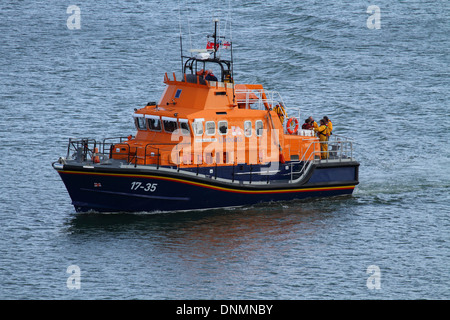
[53,21,359,213]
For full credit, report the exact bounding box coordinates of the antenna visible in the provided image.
[213,18,219,60]
[231,40,235,105]
[178,0,183,73]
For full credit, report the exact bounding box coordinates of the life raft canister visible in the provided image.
[286,117,299,134]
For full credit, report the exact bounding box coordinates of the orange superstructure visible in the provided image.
[108,19,325,169]
[111,71,320,169]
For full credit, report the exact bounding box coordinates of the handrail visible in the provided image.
[64,134,354,185]
[287,135,354,182]
[144,144,161,168]
[234,89,287,113]
[66,137,135,163]
[289,138,319,182]
[66,138,98,162]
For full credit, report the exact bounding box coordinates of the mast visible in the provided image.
[214,18,218,60]
[178,0,184,74]
[210,18,219,60]
[180,19,233,83]
[179,33,183,74]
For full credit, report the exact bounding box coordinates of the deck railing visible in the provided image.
[234,88,287,115]
[63,133,354,184]
[287,134,354,182]
[66,137,137,164]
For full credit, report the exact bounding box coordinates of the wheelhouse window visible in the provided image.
[206,121,215,136]
[255,120,263,136]
[162,117,178,133]
[135,115,147,130]
[244,120,252,137]
[146,115,161,131]
[178,119,190,135]
[218,120,228,135]
[192,119,204,136]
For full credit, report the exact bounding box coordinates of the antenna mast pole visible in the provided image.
[213,18,219,60]
[178,0,183,73]
[179,34,183,73]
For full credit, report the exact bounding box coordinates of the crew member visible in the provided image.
[302,118,313,129]
[323,116,333,135]
[308,116,318,129]
[205,70,218,81]
[314,119,330,159]
[196,69,205,77]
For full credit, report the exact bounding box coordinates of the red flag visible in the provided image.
[206,41,218,50]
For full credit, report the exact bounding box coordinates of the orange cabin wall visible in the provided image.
[111,77,320,166]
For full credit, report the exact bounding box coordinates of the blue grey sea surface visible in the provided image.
[0,0,448,299]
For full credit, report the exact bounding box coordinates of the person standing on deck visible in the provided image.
[302,118,313,129]
[308,116,318,129]
[323,116,332,136]
[314,119,330,159]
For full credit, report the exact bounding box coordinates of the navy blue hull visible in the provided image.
[56,162,359,213]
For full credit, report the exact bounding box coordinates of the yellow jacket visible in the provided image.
[315,124,329,141]
[327,120,333,133]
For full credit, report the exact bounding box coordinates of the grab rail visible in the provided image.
[66,137,135,164]
[63,134,354,185]
[235,89,287,114]
[287,134,354,182]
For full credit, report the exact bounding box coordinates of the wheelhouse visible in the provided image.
[183,56,232,83]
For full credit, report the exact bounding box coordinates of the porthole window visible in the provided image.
[255,120,263,136]
[244,120,252,137]
[218,121,228,135]
[178,119,190,135]
[192,119,204,136]
[206,121,215,136]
